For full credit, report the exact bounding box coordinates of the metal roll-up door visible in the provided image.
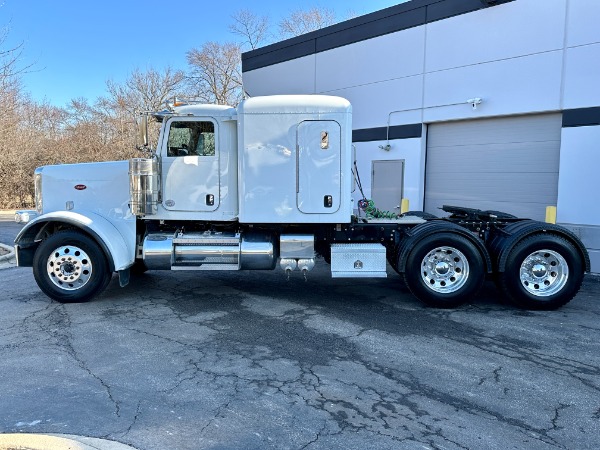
[425,114,561,221]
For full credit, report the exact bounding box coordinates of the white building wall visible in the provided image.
[315,26,426,94]
[563,43,600,109]
[243,55,316,96]
[353,137,426,212]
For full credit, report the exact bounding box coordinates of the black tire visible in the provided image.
[402,233,485,308]
[32,230,112,303]
[498,235,584,310]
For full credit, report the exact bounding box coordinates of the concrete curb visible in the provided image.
[0,433,138,449]
[0,210,17,219]
[0,242,14,262]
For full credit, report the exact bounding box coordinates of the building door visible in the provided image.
[425,114,561,221]
[371,160,404,213]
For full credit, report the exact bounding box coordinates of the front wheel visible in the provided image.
[403,233,485,308]
[33,230,112,303]
[498,235,584,310]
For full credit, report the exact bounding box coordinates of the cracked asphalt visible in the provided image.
[0,217,599,449]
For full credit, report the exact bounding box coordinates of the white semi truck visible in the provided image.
[14,95,590,309]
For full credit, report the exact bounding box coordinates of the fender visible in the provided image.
[14,210,136,271]
[395,220,493,274]
[487,220,591,273]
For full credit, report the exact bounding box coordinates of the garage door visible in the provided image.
[425,114,561,221]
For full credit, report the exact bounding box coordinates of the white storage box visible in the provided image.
[331,243,387,278]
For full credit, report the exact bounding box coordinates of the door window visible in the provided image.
[167,121,215,157]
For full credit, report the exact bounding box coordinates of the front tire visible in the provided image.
[403,233,485,308]
[498,235,584,310]
[33,230,112,303]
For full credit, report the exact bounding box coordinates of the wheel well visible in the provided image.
[492,222,591,273]
[16,220,115,272]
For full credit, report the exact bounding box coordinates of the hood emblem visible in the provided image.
[74,184,87,190]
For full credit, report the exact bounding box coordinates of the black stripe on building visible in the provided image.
[562,107,600,128]
[353,124,423,142]
[242,0,515,73]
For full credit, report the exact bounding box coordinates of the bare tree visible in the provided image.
[279,7,336,39]
[186,42,243,106]
[106,67,185,116]
[0,31,23,92]
[229,9,270,50]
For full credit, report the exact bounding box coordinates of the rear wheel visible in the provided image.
[498,235,584,310]
[403,233,485,308]
[33,230,112,303]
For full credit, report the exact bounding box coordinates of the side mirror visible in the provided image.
[136,114,149,150]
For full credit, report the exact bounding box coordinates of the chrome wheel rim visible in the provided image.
[47,245,93,291]
[420,246,470,293]
[519,249,568,297]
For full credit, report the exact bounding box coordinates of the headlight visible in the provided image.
[34,168,43,214]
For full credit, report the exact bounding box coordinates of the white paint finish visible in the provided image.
[20,160,150,268]
[33,160,136,268]
[151,114,239,222]
[237,97,353,223]
[238,94,350,113]
[557,126,600,225]
[316,25,426,92]
[566,0,600,47]
[563,43,600,109]
[163,156,220,211]
[161,117,220,213]
[353,137,424,212]
[327,75,423,129]
[423,51,563,123]
[242,55,316,96]
[174,104,235,117]
[425,0,566,73]
[297,120,341,214]
[18,210,135,271]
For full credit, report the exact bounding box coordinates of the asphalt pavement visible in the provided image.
[0,217,599,449]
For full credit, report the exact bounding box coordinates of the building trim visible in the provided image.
[562,107,600,128]
[242,0,515,73]
[353,124,423,142]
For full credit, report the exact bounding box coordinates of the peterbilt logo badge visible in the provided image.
[74,184,87,190]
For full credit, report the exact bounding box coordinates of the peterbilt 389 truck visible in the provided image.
[14,95,590,309]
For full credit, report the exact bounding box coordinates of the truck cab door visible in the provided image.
[161,117,220,212]
[297,120,341,214]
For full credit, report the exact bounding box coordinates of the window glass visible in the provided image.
[167,121,215,157]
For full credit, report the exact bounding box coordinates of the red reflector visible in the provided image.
[74,184,87,190]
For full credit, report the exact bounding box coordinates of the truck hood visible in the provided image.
[39,160,132,220]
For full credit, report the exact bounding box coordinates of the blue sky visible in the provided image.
[1,0,403,107]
